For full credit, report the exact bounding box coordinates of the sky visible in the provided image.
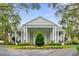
[19,3,60,26]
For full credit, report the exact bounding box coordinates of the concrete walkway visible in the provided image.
[0,45,78,56]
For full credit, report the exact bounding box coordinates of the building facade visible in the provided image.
[9,16,65,45]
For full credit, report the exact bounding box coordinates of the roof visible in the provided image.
[22,16,58,26]
[21,16,63,30]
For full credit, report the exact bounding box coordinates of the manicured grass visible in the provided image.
[8,45,74,49]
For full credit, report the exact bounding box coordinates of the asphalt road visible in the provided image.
[0,45,78,56]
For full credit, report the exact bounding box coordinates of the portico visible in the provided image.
[14,16,65,45]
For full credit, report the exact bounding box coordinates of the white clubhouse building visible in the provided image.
[9,16,65,45]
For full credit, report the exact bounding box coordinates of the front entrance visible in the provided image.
[28,28,52,45]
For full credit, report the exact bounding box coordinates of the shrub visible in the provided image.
[64,40,73,45]
[35,33,44,46]
[17,43,32,46]
[0,42,13,45]
[76,45,79,52]
[64,40,79,45]
[9,45,74,49]
[47,43,61,46]
[52,43,61,45]
[47,40,61,46]
[8,42,13,45]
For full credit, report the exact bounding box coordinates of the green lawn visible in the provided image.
[8,45,75,49]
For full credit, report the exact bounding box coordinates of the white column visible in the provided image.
[52,26,54,42]
[50,30,52,41]
[8,33,10,42]
[23,27,25,43]
[62,32,65,45]
[33,32,35,44]
[54,26,56,43]
[15,31,17,45]
[56,28,57,43]
[58,30,59,43]
[57,30,59,43]
[21,30,22,43]
[44,34,46,45]
[26,27,28,43]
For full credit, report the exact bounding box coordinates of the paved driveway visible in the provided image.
[0,45,78,56]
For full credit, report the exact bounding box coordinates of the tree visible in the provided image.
[49,3,79,41]
[0,3,41,42]
[0,4,21,42]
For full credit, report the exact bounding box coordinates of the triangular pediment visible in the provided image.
[23,16,56,26]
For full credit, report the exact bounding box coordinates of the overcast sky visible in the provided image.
[19,3,60,26]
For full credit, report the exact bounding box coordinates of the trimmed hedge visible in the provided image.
[47,43,61,46]
[46,40,61,46]
[9,45,74,49]
[0,42,13,45]
[35,33,44,46]
[17,43,32,46]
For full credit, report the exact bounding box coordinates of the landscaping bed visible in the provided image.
[0,42,14,45]
[8,45,74,49]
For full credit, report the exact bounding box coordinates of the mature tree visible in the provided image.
[49,3,79,41]
[0,3,41,42]
[0,4,21,42]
